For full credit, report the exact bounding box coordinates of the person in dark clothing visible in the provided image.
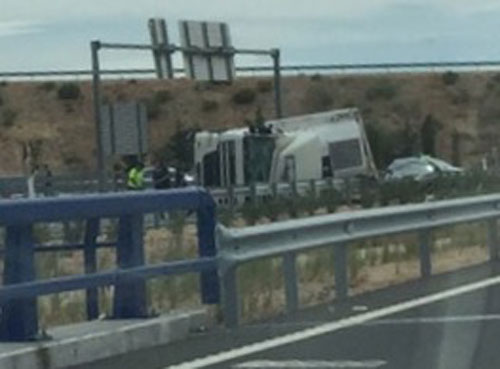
[42,164,53,196]
[153,161,171,190]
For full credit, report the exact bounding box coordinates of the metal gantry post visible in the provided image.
[91,40,106,192]
[113,214,147,318]
[83,218,100,320]
[271,48,283,119]
[0,225,38,341]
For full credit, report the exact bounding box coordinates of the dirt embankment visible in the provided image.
[0,71,498,174]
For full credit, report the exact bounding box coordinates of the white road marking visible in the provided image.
[366,314,500,326]
[167,275,500,369]
[233,359,387,368]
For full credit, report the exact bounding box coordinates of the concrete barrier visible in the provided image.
[0,309,209,369]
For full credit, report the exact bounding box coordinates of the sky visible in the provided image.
[2,0,500,72]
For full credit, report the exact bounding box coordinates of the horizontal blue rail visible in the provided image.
[0,257,217,304]
[0,188,219,342]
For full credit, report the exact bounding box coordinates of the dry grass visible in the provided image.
[0,71,497,174]
[2,217,492,328]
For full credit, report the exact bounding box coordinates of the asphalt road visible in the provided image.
[71,262,500,369]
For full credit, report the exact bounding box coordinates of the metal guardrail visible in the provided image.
[3,60,500,79]
[216,193,500,327]
[2,187,500,337]
[209,178,357,208]
[0,188,219,341]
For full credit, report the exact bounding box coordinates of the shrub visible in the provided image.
[442,71,459,86]
[0,81,7,87]
[40,82,56,91]
[153,89,172,104]
[451,89,470,105]
[310,73,323,82]
[256,80,272,93]
[57,83,81,100]
[241,202,261,225]
[303,84,333,113]
[2,108,17,128]
[365,81,397,101]
[143,98,161,120]
[0,94,3,106]
[201,99,219,112]
[319,187,341,213]
[232,88,257,105]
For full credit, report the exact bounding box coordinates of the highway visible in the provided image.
[70,262,500,369]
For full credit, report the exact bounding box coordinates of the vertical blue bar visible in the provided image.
[84,218,100,320]
[113,215,147,318]
[197,197,220,304]
[0,225,38,341]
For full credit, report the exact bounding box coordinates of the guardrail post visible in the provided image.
[283,253,299,313]
[271,182,278,199]
[113,214,147,318]
[221,265,239,328]
[309,179,316,197]
[290,181,298,197]
[344,178,352,206]
[228,185,235,213]
[0,225,38,341]
[333,243,348,301]
[84,218,100,320]
[197,198,220,304]
[250,182,257,205]
[419,230,432,278]
[488,219,499,261]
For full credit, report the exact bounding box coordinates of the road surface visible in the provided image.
[71,262,500,369]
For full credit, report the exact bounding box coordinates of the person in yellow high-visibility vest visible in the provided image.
[127,161,145,190]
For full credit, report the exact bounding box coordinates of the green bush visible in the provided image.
[256,80,272,93]
[319,187,341,213]
[310,73,323,82]
[57,83,81,100]
[232,88,257,105]
[201,99,219,112]
[442,71,459,86]
[303,84,333,113]
[144,98,161,120]
[263,196,287,221]
[2,108,17,128]
[365,82,397,101]
[153,89,172,104]
[40,81,56,91]
[0,94,3,106]
[241,202,261,225]
[0,81,7,87]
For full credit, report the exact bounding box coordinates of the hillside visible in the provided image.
[0,71,498,175]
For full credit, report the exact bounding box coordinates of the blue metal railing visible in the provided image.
[0,188,219,342]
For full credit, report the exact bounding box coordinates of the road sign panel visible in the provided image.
[179,20,235,82]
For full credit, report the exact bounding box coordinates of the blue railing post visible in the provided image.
[197,195,220,304]
[113,214,147,318]
[84,218,100,320]
[0,225,38,341]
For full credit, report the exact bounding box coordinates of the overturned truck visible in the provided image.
[194,108,377,189]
